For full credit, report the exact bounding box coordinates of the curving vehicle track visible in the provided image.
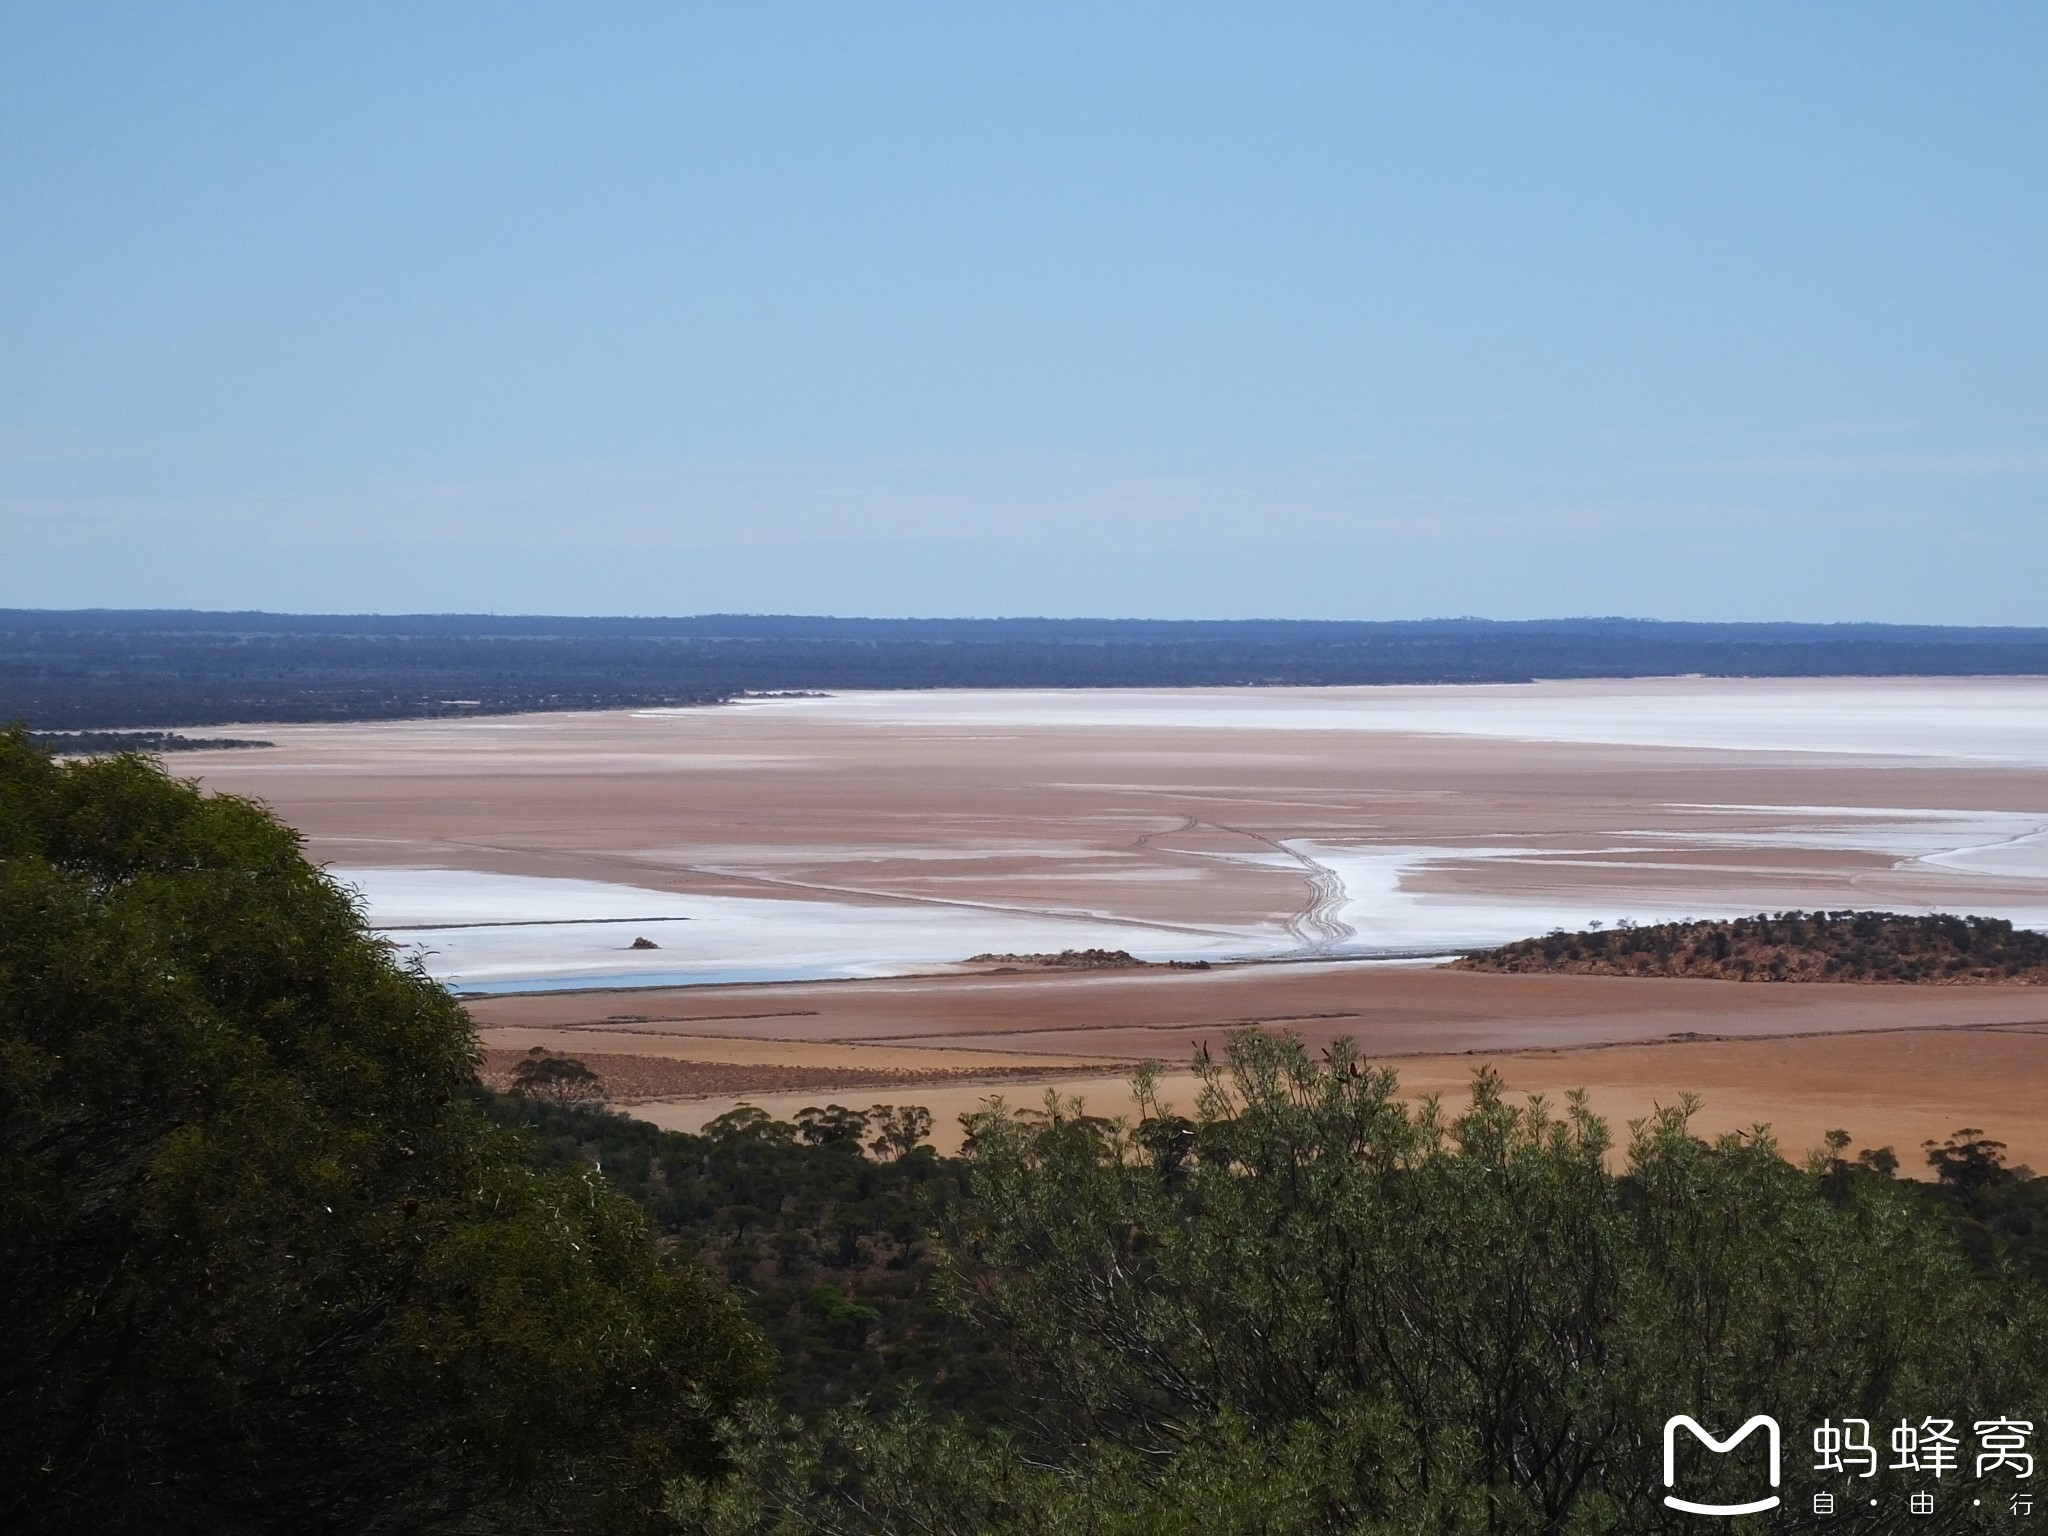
[1136,815,1356,956]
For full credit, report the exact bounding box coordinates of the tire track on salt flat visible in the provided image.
[1182,819,1356,956]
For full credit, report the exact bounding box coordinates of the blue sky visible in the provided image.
[3,4,2044,621]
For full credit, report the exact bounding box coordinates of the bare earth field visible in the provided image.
[466,961,2048,1065]
[615,1027,2048,1173]
[476,1048,1102,1104]
[178,678,2048,1165]
[465,963,2048,1165]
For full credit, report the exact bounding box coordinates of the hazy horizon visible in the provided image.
[17,606,2048,636]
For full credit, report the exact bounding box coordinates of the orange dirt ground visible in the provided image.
[465,963,2048,1166]
[608,1023,2048,1170]
[477,1047,1107,1103]
[466,960,2048,1063]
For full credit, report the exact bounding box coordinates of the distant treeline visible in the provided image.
[10,609,2048,729]
[28,730,274,754]
[1455,910,2048,983]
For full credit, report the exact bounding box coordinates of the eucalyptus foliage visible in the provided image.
[0,731,766,1535]
[687,1034,2048,1535]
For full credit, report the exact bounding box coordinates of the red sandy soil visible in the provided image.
[622,1023,2048,1172]
[1398,1025,2048,1176]
[478,1047,1109,1103]
[468,966,2048,1167]
[467,962,2048,1064]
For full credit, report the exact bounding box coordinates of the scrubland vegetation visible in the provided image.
[1456,911,2048,984]
[9,731,2048,1533]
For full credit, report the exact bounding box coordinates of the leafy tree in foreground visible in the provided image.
[682,1034,2048,1535]
[0,729,767,1535]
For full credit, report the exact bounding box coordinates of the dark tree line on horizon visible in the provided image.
[9,609,2048,729]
